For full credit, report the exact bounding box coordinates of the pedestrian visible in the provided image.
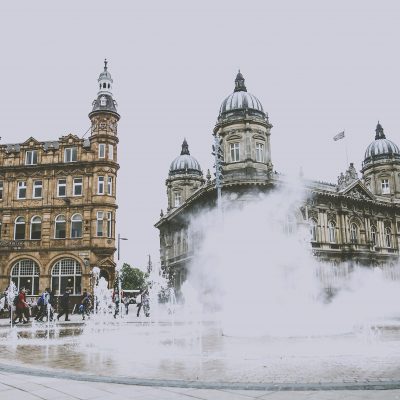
[13,287,30,324]
[136,290,143,317]
[113,290,120,318]
[35,288,50,322]
[57,288,70,321]
[123,294,130,315]
[80,289,91,320]
[48,289,56,321]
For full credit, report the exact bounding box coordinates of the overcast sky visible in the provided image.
[1,1,400,268]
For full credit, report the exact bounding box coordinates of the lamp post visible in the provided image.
[116,234,128,318]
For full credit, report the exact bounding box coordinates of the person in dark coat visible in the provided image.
[57,288,70,321]
[13,287,29,324]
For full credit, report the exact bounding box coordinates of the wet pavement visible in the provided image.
[1,315,400,396]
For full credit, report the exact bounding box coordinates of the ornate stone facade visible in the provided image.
[156,73,400,291]
[0,61,120,302]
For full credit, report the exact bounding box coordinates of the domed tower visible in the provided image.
[89,59,120,150]
[361,122,400,197]
[214,71,273,183]
[166,139,204,211]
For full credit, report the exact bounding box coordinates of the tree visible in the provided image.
[120,263,147,290]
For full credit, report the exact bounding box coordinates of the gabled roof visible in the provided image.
[338,179,375,201]
[21,137,41,146]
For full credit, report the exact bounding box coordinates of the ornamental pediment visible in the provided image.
[59,133,81,144]
[21,137,41,147]
[341,181,375,201]
[97,257,116,267]
[252,134,266,141]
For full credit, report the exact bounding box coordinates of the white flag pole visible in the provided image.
[343,130,349,167]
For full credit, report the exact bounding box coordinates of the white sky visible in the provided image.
[1,1,400,268]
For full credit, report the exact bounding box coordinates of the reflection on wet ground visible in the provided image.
[1,320,400,385]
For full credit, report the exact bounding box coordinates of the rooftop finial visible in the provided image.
[234,70,247,92]
[375,121,386,140]
[181,138,190,155]
[104,58,108,71]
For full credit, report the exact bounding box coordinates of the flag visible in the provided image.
[333,131,345,141]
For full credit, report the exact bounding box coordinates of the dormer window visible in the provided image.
[25,150,38,165]
[64,147,77,163]
[381,179,390,194]
[100,96,107,106]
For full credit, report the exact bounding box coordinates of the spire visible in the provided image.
[104,58,108,71]
[375,121,386,140]
[234,70,247,92]
[180,138,190,155]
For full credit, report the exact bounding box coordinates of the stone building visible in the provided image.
[0,60,119,302]
[155,72,400,290]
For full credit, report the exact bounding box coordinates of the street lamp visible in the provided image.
[116,234,128,318]
[117,233,128,261]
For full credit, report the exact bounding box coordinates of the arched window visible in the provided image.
[328,221,336,243]
[14,216,26,240]
[30,216,42,240]
[55,214,66,239]
[309,219,317,241]
[71,213,83,238]
[11,259,40,295]
[385,227,392,248]
[370,225,377,246]
[350,223,358,244]
[103,83,106,89]
[51,258,82,295]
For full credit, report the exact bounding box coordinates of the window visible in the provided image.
[381,179,390,194]
[309,219,317,241]
[98,143,106,159]
[64,147,77,163]
[385,227,392,248]
[230,143,240,162]
[109,144,114,160]
[96,211,104,236]
[97,176,104,194]
[33,180,42,198]
[30,216,42,240]
[371,225,377,246]
[255,143,264,162]
[14,216,26,240]
[174,192,182,207]
[107,212,112,238]
[17,181,27,199]
[71,214,83,238]
[51,259,82,295]
[25,150,38,165]
[11,260,40,295]
[328,221,336,243]
[107,176,113,195]
[350,223,358,243]
[73,178,83,196]
[55,214,66,239]
[0,181,3,200]
[57,179,67,197]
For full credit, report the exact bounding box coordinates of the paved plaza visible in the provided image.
[1,315,400,399]
[0,370,399,400]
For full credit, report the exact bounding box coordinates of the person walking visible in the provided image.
[123,294,130,315]
[80,289,91,320]
[136,290,143,317]
[57,288,70,321]
[13,287,29,324]
[35,288,49,322]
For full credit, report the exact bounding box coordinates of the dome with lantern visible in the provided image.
[218,71,266,121]
[363,122,400,166]
[169,139,202,176]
